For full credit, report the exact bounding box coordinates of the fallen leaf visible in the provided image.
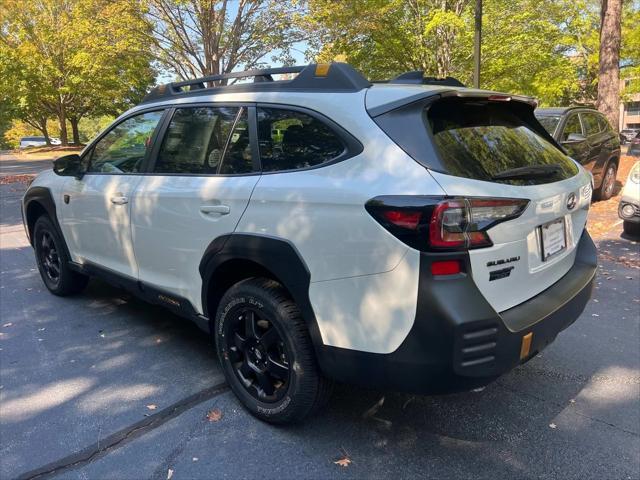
[591,314,599,317]
[192,457,198,462]
[334,457,352,468]
[2,323,12,327]
[549,423,557,429]
[146,404,157,410]
[167,468,174,480]
[206,408,222,422]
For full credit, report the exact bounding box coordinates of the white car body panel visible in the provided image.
[620,161,640,205]
[131,175,259,313]
[430,167,592,312]
[59,175,142,278]
[308,248,420,353]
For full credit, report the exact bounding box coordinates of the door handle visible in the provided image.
[200,204,230,215]
[110,195,128,205]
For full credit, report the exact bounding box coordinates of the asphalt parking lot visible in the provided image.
[1,152,639,479]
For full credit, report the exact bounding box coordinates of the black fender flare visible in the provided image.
[199,233,325,356]
[22,186,71,259]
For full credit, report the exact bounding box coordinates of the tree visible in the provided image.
[303,0,595,105]
[597,0,622,130]
[0,0,155,145]
[303,0,472,81]
[147,0,306,80]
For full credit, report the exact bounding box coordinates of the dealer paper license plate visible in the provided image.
[540,218,566,261]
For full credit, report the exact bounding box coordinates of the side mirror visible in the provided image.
[53,154,84,179]
[563,133,586,143]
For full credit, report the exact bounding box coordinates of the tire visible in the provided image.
[623,220,640,237]
[214,277,333,424]
[595,162,617,201]
[33,215,89,296]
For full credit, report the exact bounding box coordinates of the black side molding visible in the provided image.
[69,261,209,333]
[199,233,325,354]
[22,186,72,258]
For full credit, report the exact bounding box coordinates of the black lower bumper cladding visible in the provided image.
[317,231,597,394]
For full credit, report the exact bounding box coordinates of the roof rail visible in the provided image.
[141,63,372,103]
[389,71,466,87]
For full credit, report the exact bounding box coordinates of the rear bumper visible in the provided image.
[317,230,597,394]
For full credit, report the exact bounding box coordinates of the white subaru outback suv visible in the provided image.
[22,63,597,423]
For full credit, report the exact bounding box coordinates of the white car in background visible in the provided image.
[19,136,61,148]
[619,161,640,236]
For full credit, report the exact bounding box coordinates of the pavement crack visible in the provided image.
[14,382,229,480]
[496,381,640,437]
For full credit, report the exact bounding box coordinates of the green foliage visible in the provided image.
[0,0,155,144]
[304,0,639,106]
[78,115,116,143]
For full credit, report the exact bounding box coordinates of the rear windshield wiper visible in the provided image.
[491,164,562,181]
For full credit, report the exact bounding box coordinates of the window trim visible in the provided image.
[579,111,602,137]
[81,107,169,176]
[146,102,261,177]
[560,113,584,142]
[255,102,363,175]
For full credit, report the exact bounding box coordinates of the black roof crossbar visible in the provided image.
[141,63,372,103]
[389,71,466,87]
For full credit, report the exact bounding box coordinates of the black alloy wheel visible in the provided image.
[38,230,61,284]
[214,278,333,424]
[222,306,291,402]
[33,215,89,296]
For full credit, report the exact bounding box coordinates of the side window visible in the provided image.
[597,114,611,132]
[581,113,601,136]
[218,108,253,175]
[257,107,345,172]
[89,111,163,174]
[155,107,239,174]
[561,114,582,141]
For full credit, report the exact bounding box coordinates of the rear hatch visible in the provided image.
[370,92,592,313]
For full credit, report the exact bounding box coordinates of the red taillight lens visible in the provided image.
[381,210,421,229]
[430,260,462,276]
[366,196,529,252]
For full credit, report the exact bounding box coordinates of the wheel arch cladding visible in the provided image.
[200,233,325,351]
[23,187,69,257]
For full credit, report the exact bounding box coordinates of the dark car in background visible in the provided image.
[628,131,640,157]
[536,107,621,200]
[620,128,640,145]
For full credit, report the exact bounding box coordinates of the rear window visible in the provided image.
[427,99,578,185]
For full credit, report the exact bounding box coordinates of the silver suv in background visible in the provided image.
[19,136,61,148]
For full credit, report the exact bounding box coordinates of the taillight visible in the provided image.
[366,196,529,252]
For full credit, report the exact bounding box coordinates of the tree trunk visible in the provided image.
[40,119,51,146]
[58,106,68,146]
[596,0,622,131]
[70,117,80,145]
